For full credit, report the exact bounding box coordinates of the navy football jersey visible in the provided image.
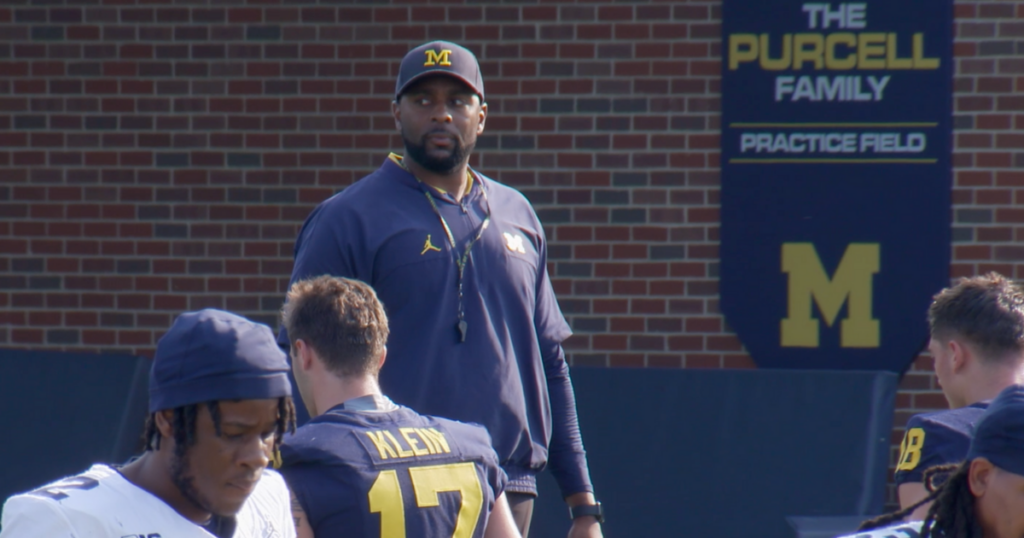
[894,401,989,485]
[279,402,507,538]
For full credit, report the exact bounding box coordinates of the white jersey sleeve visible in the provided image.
[837,521,925,538]
[1,494,79,538]
[0,473,113,538]
[0,464,295,538]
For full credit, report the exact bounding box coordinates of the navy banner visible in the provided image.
[720,0,953,372]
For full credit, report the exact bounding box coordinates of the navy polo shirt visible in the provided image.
[280,154,592,497]
[894,401,989,485]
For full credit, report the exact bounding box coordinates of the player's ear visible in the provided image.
[377,346,387,371]
[968,457,994,497]
[476,101,487,135]
[949,339,968,373]
[154,409,175,440]
[294,339,315,372]
[392,99,402,131]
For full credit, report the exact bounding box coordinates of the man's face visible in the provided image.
[928,337,959,407]
[171,399,280,517]
[975,464,1024,538]
[393,75,486,174]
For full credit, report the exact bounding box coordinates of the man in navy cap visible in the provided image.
[280,41,602,538]
[853,383,1024,538]
[0,309,298,538]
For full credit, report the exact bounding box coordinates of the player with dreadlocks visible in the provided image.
[847,384,1024,538]
[1,308,298,538]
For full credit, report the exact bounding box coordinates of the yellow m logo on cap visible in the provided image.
[424,49,452,67]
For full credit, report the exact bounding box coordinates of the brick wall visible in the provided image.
[0,0,1019,507]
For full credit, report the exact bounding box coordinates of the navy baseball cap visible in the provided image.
[149,309,291,412]
[966,384,1024,476]
[395,41,484,101]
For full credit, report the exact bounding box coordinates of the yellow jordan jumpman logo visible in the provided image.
[421,235,442,255]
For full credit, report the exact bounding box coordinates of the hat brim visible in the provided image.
[395,70,484,102]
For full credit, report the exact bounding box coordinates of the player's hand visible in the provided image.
[567,516,603,538]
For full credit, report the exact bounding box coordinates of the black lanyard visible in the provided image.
[408,165,492,342]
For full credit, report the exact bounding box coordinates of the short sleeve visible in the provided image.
[0,494,78,538]
[894,414,968,485]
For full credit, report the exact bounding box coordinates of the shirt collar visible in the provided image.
[387,153,478,198]
[337,393,399,412]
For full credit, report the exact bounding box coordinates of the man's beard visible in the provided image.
[402,129,474,175]
[170,449,217,516]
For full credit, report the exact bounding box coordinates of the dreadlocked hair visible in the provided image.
[141,397,297,456]
[275,397,297,453]
[857,463,962,532]
[920,461,982,538]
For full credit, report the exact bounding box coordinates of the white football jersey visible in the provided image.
[0,464,296,538]
[837,521,925,538]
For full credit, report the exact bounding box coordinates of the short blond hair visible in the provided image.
[928,272,1024,362]
[282,275,389,377]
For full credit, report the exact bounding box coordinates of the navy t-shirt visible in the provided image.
[280,154,591,496]
[279,403,507,538]
[894,401,989,485]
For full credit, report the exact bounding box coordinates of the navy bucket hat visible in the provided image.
[149,309,291,412]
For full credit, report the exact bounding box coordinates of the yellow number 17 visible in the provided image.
[368,462,484,538]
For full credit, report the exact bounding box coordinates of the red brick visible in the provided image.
[0,7,1013,504]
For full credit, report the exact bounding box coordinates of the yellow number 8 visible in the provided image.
[896,427,925,472]
[368,462,484,538]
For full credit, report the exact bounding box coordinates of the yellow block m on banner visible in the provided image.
[781,243,880,348]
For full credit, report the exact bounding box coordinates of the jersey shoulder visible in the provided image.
[895,406,987,484]
[1,488,78,537]
[7,464,118,509]
[281,412,378,467]
[1,465,135,536]
[913,403,988,433]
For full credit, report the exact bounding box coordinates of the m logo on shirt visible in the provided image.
[503,232,526,254]
[421,235,442,255]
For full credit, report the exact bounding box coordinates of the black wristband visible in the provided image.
[569,501,604,524]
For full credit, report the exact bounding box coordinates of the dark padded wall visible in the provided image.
[530,368,898,538]
[0,354,896,538]
[0,349,150,504]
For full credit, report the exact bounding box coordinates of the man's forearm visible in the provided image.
[544,344,594,498]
